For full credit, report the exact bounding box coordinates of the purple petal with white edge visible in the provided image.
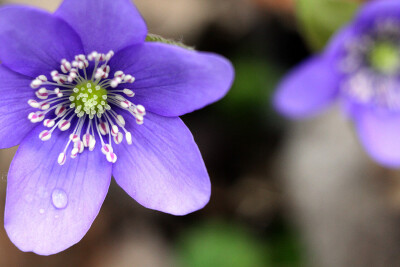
[112,112,211,215]
[5,127,112,255]
[55,0,147,54]
[0,65,36,148]
[274,56,339,118]
[0,5,84,78]
[355,108,400,168]
[110,43,234,117]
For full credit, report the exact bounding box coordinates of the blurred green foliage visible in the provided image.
[217,56,284,126]
[177,221,269,267]
[176,220,304,267]
[297,0,360,51]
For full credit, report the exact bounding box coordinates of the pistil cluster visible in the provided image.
[27,51,146,165]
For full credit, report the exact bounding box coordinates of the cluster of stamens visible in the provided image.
[339,19,400,110]
[28,51,146,165]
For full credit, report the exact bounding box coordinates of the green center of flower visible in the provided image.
[70,81,108,117]
[369,41,400,74]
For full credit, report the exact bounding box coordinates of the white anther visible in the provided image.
[110,77,122,88]
[123,89,135,97]
[106,51,114,60]
[99,122,109,135]
[136,105,146,115]
[74,140,84,153]
[113,131,123,144]
[101,144,113,155]
[51,70,59,77]
[77,54,86,61]
[71,147,79,158]
[36,90,49,100]
[82,133,92,147]
[58,120,71,131]
[70,134,80,142]
[136,117,144,125]
[61,59,72,73]
[125,132,132,145]
[58,152,66,165]
[29,112,45,123]
[30,79,42,89]
[40,102,50,110]
[114,71,124,78]
[39,130,51,141]
[120,100,131,109]
[106,152,117,163]
[43,119,55,128]
[95,69,105,79]
[55,105,67,117]
[102,65,110,77]
[28,99,40,108]
[116,115,125,126]
[111,125,119,136]
[88,51,98,61]
[89,138,96,151]
[124,75,135,83]
[38,75,48,82]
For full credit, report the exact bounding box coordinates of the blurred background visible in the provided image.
[3,0,400,266]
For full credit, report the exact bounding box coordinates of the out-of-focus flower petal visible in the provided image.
[355,0,400,29]
[5,127,112,255]
[0,6,84,78]
[0,65,36,148]
[112,112,211,215]
[110,43,234,117]
[274,57,339,118]
[356,108,400,168]
[55,0,147,54]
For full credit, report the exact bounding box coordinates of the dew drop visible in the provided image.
[51,189,68,209]
[39,208,45,214]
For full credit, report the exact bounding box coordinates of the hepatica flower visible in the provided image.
[274,0,400,168]
[0,0,233,255]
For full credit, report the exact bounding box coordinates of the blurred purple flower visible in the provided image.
[274,0,400,168]
[0,0,234,255]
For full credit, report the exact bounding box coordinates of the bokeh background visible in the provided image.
[3,0,400,266]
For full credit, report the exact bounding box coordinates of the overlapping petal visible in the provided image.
[274,57,339,118]
[355,108,400,168]
[55,0,147,54]
[112,112,211,215]
[110,43,234,117]
[5,127,112,255]
[355,0,400,30]
[0,65,37,148]
[0,6,84,78]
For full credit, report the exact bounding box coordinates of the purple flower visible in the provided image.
[0,0,234,255]
[274,0,400,168]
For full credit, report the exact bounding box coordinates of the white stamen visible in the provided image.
[125,132,132,145]
[28,51,146,165]
[39,130,51,141]
[58,152,66,165]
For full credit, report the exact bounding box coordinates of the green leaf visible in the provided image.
[146,33,195,50]
[297,0,360,51]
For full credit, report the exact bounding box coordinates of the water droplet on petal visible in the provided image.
[51,189,68,209]
[39,208,45,214]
